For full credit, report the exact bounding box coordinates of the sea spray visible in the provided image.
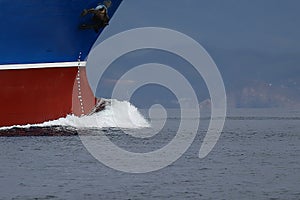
[0,99,150,130]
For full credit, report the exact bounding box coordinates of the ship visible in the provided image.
[0,0,123,127]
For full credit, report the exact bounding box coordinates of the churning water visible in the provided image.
[0,106,299,199]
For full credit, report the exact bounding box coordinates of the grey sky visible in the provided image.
[91,0,300,108]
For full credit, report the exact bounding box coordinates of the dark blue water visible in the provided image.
[0,109,299,199]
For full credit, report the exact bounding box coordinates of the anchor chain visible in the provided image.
[76,52,85,116]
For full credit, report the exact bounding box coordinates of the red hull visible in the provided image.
[0,66,96,127]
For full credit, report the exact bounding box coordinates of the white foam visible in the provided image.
[0,99,150,130]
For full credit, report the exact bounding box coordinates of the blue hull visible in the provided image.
[0,0,122,65]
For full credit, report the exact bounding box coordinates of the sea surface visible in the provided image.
[0,104,299,200]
